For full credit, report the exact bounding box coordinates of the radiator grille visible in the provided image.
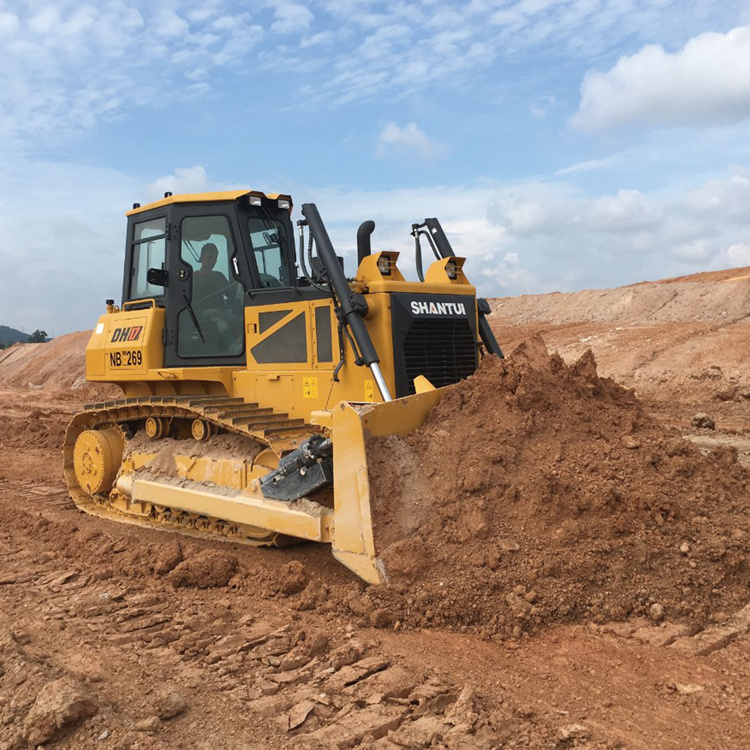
[402,318,477,394]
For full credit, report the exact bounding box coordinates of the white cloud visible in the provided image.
[0,0,740,143]
[271,2,314,34]
[554,157,617,176]
[4,160,750,334]
[375,122,446,163]
[486,166,750,288]
[146,166,213,202]
[724,243,750,265]
[529,94,556,118]
[573,26,750,131]
[0,10,20,36]
[0,2,266,145]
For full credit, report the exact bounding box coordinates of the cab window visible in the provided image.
[248,218,291,288]
[177,215,244,358]
[130,217,166,299]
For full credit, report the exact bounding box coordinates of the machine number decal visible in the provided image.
[302,377,318,399]
[109,350,143,368]
[364,380,374,402]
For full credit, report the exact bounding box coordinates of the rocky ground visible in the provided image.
[1,267,750,749]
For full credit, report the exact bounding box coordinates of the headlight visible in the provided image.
[377,256,392,276]
[445,260,458,279]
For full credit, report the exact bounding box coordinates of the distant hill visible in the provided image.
[0,325,28,347]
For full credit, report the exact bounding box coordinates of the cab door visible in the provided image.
[163,206,249,367]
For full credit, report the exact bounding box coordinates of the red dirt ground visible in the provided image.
[1,266,750,749]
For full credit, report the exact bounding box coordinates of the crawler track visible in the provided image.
[63,394,321,546]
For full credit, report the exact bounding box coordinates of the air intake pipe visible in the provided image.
[302,203,393,401]
[357,220,375,265]
[422,217,504,358]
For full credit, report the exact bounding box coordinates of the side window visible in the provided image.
[249,218,291,288]
[130,217,166,299]
[177,215,244,358]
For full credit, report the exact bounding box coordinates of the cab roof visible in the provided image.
[125,190,293,217]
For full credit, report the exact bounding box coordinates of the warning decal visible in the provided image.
[303,377,318,399]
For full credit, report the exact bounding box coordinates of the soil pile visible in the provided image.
[0,332,119,400]
[367,336,750,637]
[487,266,750,404]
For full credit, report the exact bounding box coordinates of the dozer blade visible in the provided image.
[329,388,443,584]
[65,390,445,585]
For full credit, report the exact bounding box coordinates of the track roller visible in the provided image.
[191,418,214,442]
[145,416,168,439]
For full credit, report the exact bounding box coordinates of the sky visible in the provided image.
[1,0,750,335]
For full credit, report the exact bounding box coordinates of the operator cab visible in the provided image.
[122,190,299,367]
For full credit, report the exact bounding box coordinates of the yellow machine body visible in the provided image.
[65,190,501,583]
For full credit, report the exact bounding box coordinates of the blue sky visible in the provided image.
[1,0,750,334]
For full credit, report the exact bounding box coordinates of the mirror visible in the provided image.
[146,268,169,287]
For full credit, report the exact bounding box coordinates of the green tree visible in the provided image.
[27,330,48,343]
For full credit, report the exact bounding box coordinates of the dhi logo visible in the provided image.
[410,301,467,316]
[110,326,143,343]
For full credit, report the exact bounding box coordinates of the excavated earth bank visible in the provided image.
[367,336,750,637]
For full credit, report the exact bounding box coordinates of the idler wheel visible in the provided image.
[73,428,123,495]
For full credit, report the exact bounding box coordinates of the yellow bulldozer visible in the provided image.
[64,190,503,583]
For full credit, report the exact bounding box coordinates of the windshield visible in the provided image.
[248,217,292,288]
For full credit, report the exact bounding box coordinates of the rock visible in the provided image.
[305,705,406,748]
[675,683,705,695]
[621,435,641,449]
[649,603,665,622]
[10,631,31,646]
[445,685,478,727]
[327,642,364,670]
[153,539,183,576]
[306,633,329,657]
[497,538,520,552]
[256,678,280,696]
[279,561,309,596]
[22,677,98,747]
[631,621,694,647]
[326,656,391,691]
[285,700,316,731]
[369,608,393,629]
[355,666,419,702]
[691,413,715,430]
[0,733,22,750]
[559,723,590,741]
[154,689,188,720]
[97,729,110,741]
[671,603,750,656]
[679,542,691,555]
[133,716,162,732]
[388,715,446,746]
[347,595,372,617]
[278,653,312,672]
[167,551,238,588]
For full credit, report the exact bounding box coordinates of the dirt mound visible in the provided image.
[367,337,750,637]
[0,332,119,400]
[490,270,750,327]
[0,409,68,450]
[488,267,750,403]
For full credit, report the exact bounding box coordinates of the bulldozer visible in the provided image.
[64,189,503,583]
